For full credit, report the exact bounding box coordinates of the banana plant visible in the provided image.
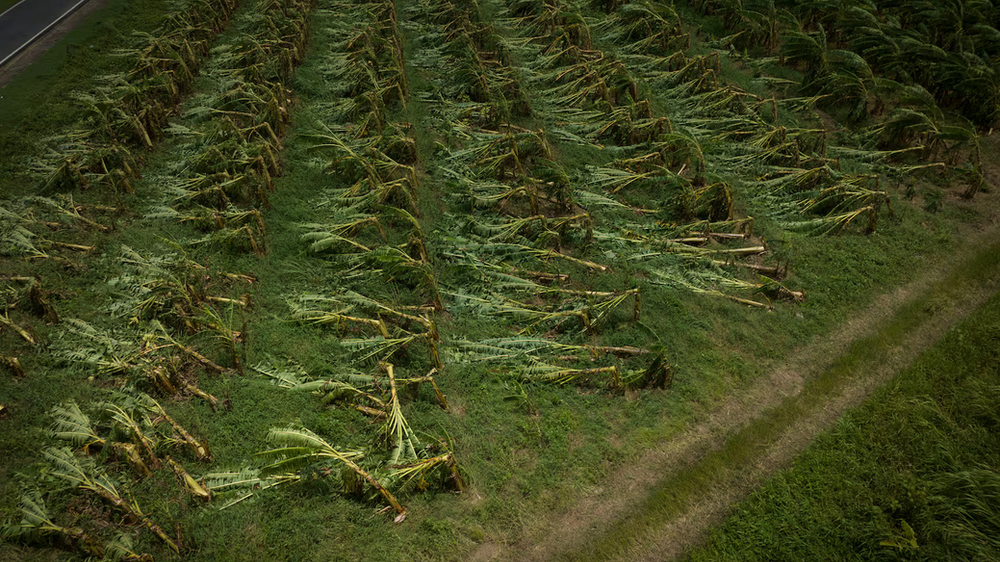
[1,489,104,557]
[445,286,639,334]
[42,447,179,552]
[51,318,222,404]
[453,335,670,390]
[254,357,388,409]
[289,291,443,368]
[0,203,96,260]
[1,275,58,324]
[257,427,407,517]
[197,303,245,374]
[593,1,690,54]
[453,336,651,360]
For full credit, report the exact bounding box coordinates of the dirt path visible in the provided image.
[468,194,1000,562]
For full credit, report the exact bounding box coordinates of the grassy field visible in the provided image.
[685,290,1000,562]
[0,0,998,560]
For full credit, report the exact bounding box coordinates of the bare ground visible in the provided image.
[470,191,1000,562]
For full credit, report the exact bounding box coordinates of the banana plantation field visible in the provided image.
[0,0,998,560]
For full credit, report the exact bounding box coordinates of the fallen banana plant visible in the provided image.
[50,318,223,404]
[42,447,179,552]
[257,427,407,517]
[1,489,105,558]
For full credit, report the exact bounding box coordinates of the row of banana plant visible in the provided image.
[149,0,314,255]
[207,0,465,521]
[2,0,318,557]
[2,391,213,558]
[36,0,241,195]
[1,0,245,266]
[0,0,250,383]
[37,0,318,434]
[401,0,675,390]
[688,0,989,198]
[783,0,995,126]
[57,247,249,395]
[1,198,172,414]
[491,0,810,306]
[1,242,253,559]
[1,0,304,413]
[1,0,247,272]
[293,0,443,367]
[518,0,916,240]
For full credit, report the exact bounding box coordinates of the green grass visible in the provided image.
[686,291,1000,561]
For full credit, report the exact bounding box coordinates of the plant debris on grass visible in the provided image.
[1,0,999,559]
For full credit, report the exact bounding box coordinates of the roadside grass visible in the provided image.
[553,240,1000,562]
[686,288,1000,561]
[0,1,997,561]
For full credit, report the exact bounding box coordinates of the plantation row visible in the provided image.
[404,0,676,386]
[40,0,240,194]
[235,0,466,517]
[0,0,995,559]
[691,0,991,196]
[3,0,318,556]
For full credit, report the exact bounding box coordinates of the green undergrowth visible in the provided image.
[0,0,997,560]
[686,285,1000,562]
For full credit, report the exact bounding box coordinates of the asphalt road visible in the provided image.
[0,0,89,66]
